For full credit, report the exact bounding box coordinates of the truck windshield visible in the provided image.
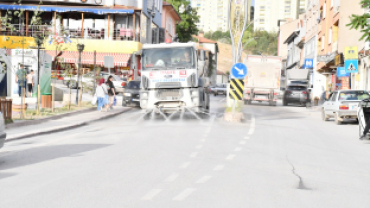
[142,47,195,70]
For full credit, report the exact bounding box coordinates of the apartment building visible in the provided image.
[192,0,252,32]
[316,0,363,93]
[255,0,307,32]
[0,0,164,97]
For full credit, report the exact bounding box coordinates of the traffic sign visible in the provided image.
[229,78,244,100]
[337,67,349,77]
[344,46,358,60]
[345,60,358,73]
[304,59,313,69]
[231,63,247,79]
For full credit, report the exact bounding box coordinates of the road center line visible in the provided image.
[196,175,212,184]
[173,188,196,201]
[213,165,224,171]
[248,116,256,135]
[235,147,242,152]
[164,173,179,182]
[180,162,191,169]
[190,152,198,158]
[141,189,162,200]
[195,145,203,149]
[240,141,246,145]
[226,154,236,160]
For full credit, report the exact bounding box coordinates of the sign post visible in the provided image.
[104,56,114,74]
[229,63,248,113]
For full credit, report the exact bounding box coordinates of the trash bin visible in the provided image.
[41,93,52,108]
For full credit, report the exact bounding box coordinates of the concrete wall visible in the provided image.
[278,19,298,58]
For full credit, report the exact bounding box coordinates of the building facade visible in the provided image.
[255,0,307,32]
[0,0,165,97]
[192,0,252,32]
[162,1,182,42]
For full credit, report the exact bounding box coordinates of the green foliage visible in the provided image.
[205,28,278,56]
[347,0,370,41]
[165,0,199,42]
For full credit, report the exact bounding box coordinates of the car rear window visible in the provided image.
[338,91,370,101]
[287,86,307,91]
[127,81,141,89]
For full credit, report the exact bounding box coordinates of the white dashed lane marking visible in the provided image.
[244,136,249,140]
[173,188,197,201]
[164,173,179,183]
[226,154,236,160]
[189,152,198,158]
[195,145,203,149]
[141,189,162,200]
[180,162,191,169]
[248,116,256,135]
[240,140,246,145]
[234,147,242,152]
[213,165,224,171]
[200,139,206,143]
[195,175,212,184]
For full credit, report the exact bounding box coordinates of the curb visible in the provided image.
[5,107,96,130]
[5,108,131,142]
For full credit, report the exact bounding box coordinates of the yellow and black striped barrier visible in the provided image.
[229,78,244,101]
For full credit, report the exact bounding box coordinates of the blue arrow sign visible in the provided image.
[345,60,358,73]
[231,63,248,79]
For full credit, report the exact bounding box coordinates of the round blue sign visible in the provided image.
[231,63,248,79]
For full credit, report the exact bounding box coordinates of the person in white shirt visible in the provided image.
[26,70,34,97]
[95,78,109,111]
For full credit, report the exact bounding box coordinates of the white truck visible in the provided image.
[243,55,282,106]
[139,42,211,114]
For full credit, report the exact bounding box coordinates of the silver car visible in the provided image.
[0,112,6,149]
[322,90,370,125]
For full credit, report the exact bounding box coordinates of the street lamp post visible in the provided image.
[76,43,85,106]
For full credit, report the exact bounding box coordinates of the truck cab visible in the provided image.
[139,42,210,114]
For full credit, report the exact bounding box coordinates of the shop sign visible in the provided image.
[344,46,358,60]
[337,67,349,77]
[317,53,336,63]
[13,49,35,57]
[334,54,344,66]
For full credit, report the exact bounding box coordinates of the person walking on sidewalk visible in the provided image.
[26,70,34,97]
[106,75,116,109]
[96,78,109,111]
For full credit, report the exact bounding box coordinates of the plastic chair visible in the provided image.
[120,28,126,40]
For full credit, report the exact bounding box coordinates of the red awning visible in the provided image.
[45,51,131,67]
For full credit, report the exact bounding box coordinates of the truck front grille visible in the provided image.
[156,89,182,100]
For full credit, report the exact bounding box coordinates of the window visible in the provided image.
[321,36,325,50]
[329,27,332,44]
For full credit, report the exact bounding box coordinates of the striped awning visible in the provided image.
[45,51,131,67]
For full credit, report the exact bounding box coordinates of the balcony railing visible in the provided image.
[0,24,137,41]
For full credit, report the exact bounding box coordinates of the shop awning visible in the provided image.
[45,51,131,67]
[0,4,134,15]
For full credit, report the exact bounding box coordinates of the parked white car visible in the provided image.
[0,112,6,150]
[322,90,370,125]
[64,72,126,93]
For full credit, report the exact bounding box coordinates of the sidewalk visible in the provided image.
[5,106,131,142]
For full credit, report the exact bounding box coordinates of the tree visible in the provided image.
[347,0,370,41]
[166,0,199,42]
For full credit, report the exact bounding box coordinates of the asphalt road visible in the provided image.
[0,96,369,207]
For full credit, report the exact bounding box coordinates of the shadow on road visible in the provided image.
[0,144,111,172]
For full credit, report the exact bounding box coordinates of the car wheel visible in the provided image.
[322,109,329,121]
[70,81,77,89]
[335,113,342,125]
[214,93,217,96]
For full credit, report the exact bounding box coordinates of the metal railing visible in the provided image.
[1,24,138,41]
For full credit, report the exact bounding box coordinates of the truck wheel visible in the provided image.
[322,109,329,121]
[335,113,342,125]
[244,100,248,105]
